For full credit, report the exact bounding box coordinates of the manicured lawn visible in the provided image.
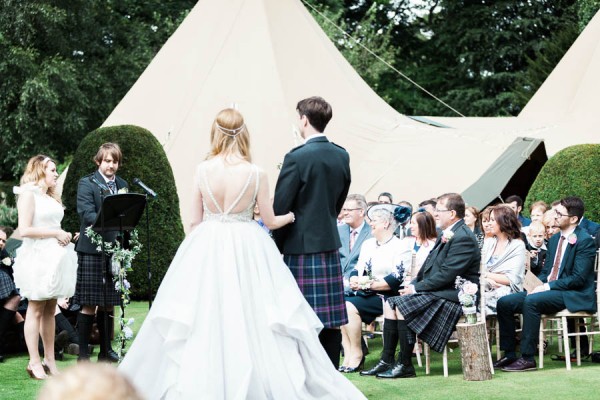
[1,302,599,399]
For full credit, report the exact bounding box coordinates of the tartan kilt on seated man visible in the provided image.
[388,293,462,353]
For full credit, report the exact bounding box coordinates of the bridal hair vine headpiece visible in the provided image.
[216,122,245,138]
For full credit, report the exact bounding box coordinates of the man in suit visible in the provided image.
[0,227,20,363]
[495,196,597,371]
[338,194,372,295]
[578,216,600,239]
[273,96,351,368]
[74,143,128,362]
[506,194,531,228]
[372,193,480,379]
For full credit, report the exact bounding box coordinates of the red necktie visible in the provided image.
[548,235,565,282]
[350,230,358,252]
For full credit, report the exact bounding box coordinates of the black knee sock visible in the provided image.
[397,320,413,367]
[318,328,342,369]
[0,308,16,356]
[97,310,114,355]
[55,312,78,344]
[381,319,399,364]
[77,313,94,359]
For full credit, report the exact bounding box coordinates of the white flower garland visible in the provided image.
[85,226,142,359]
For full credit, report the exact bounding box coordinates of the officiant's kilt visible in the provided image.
[284,250,348,328]
[388,293,462,353]
[74,253,121,306]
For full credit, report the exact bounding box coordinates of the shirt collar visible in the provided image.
[98,170,115,183]
[350,220,365,236]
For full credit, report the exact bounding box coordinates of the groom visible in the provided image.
[273,96,351,368]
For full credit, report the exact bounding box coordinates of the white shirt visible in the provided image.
[304,133,327,144]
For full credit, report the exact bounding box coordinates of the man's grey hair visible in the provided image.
[346,194,367,211]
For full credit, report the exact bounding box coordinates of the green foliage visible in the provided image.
[525,144,600,222]
[0,0,194,180]
[62,125,185,299]
[578,0,600,31]
[0,202,18,229]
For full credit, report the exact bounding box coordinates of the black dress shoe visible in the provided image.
[338,365,346,372]
[360,360,392,376]
[493,356,517,369]
[343,356,365,373]
[376,362,416,379]
[97,349,119,363]
[501,357,536,372]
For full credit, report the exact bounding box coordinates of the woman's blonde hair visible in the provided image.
[207,108,251,162]
[20,155,60,202]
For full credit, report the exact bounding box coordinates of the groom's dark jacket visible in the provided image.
[273,137,350,255]
[413,219,480,302]
[75,170,128,255]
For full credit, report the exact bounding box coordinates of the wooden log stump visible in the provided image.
[456,321,493,381]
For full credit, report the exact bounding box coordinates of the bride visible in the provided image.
[119,109,365,399]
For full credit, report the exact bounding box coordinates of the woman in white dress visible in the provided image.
[119,109,366,400]
[13,155,78,379]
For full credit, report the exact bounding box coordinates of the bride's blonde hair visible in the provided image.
[207,108,251,162]
[20,155,61,202]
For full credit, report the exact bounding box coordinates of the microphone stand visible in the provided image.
[145,194,153,309]
[99,187,110,363]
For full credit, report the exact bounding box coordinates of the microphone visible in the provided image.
[89,176,109,192]
[133,178,157,198]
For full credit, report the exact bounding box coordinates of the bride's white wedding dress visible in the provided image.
[119,163,365,400]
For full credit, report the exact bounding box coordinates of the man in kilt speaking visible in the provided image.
[379,193,480,378]
[74,143,128,362]
[273,96,351,368]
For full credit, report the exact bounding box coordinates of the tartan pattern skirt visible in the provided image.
[0,269,18,299]
[388,293,462,353]
[284,250,348,328]
[74,253,121,306]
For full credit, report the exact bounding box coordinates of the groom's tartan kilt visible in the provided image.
[284,250,348,328]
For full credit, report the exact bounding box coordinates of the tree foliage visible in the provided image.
[0,0,194,180]
[62,125,185,300]
[525,144,600,222]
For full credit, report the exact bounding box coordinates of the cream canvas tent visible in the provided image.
[102,0,573,228]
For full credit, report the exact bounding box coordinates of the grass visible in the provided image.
[1,302,599,399]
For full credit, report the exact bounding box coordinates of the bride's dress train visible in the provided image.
[119,165,364,399]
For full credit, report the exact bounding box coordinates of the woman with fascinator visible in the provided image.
[13,155,78,379]
[339,204,412,373]
[119,109,366,399]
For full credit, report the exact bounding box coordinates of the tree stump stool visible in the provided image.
[456,321,493,381]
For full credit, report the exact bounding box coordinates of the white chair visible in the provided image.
[538,249,600,370]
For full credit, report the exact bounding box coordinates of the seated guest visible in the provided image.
[481,207,494,239]
[529,201,548,223]
[525,221,547,276]
[404,210,438,280]
[0,227,21,363]
[542,210,560,241]
[506,195,531,227]
[418,199,436,217]
[481,205,526,315]
[362,193,480,379]
[338,194,372,294]
[578,215,600,238]
[464,206,484,249]
[394,201,413,239]
[340,204,411,373]
[378,192,393,204]
[494,196,597,371]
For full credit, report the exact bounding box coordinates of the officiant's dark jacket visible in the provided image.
[273,137,350,255]
[75,170,129,255]
[413,219,480,302]
[537,226,597,312]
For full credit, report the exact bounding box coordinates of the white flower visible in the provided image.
[123,279,131,290]
[123,326,133,340]
[115,281,121,291]
[127,318,135,326]
[442,229,454,243]
[2,257,11,266]
[117,187,128,194]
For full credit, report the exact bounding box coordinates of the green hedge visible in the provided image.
[62,125,184,300]
[525,144,600,222]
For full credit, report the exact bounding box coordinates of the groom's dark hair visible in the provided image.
[297,96,332,133]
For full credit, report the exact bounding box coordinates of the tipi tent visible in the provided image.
[103,0,551,228]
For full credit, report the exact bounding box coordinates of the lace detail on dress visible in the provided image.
[200,164,260,223]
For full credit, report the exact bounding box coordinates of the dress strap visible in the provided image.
[224,168,255,215]
[201,167,224,214]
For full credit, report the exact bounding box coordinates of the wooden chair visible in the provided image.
[538,249,600,370]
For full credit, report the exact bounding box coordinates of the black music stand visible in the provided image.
[92,193,146,358]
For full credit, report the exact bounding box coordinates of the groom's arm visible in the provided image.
[273,152,300,215]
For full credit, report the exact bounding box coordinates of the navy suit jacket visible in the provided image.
[338,223,372,284]
[273,137,351,254]
[413,219,480,302]
[75,170,129,254]
[538,226,597,313]
[579,217,600,238]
